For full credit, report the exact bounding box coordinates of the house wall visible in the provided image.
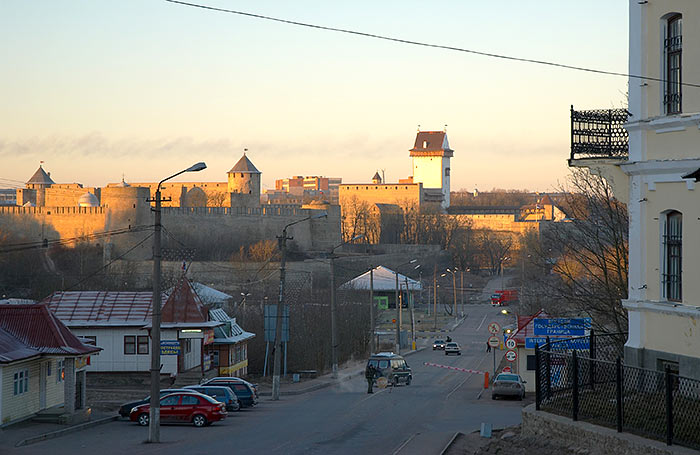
[1,359,49,425]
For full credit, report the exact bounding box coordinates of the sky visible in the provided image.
[0,0,628,193]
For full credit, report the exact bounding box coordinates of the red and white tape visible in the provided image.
[423,362,486,375]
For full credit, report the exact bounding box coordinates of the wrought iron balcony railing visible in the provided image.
[570,105,630,162]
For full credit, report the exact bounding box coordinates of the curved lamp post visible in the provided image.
[149,162,206,443]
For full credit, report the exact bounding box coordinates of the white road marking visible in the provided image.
[476,314,487,331]
[393,432,418,454]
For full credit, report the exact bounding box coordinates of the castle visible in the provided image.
[1,154,339,261]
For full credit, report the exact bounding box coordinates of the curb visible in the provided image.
[16,415,119,447]
[439,431,462,455]
[402,346,426,357]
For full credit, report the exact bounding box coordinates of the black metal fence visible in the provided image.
[536,334,700,450]
[570,106,630,161]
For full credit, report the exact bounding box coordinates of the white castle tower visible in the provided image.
[409,130,453,208]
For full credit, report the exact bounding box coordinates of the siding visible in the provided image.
[1,360,49,425]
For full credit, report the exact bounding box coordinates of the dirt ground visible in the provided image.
[445,425,591,455]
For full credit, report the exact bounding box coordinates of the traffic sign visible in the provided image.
[505,338,516,349]
[533,318,591,336]
[487,322,501,334]
[502,366,512,373]
[487,336,500,348]
[505,349,517,362]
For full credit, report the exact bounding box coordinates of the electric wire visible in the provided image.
[164,0,700,89]
[0,225,153,254]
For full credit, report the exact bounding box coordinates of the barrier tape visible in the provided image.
[423,362,486,375]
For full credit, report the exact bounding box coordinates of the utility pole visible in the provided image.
[272,228,289,401]
[369,267,374,354]
[452,271,457,318]
[395,270,400,354]
[433,264,437,329]
[329,255,338,378]
[460,270,464,315]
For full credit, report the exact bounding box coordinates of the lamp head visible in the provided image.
[185,162,207,172]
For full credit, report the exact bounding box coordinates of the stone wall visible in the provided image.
[521,404,696,455]
[340,183,423,207]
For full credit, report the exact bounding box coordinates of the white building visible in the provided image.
[410,130,453,209]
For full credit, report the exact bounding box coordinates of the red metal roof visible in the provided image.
[42,291,166,324]
[0,304,99,363]
[161,279,207,323]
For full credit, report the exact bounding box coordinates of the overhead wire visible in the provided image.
[164,0,700,89]
[0,225,153,254]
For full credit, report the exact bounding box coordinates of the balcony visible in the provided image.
[569,105,630,163]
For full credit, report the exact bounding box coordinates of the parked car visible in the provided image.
[445,342,461,355]
[129,392,227,427]
[492,373,526,400]
[432,339,446,350]
[202,379,258,408]
[366,352,412,386]
[205,377,259,397]
[184,385,240,412]
[118,388,191,418]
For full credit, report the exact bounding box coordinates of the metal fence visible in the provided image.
[570,105,630,161]
[536,334,700,450]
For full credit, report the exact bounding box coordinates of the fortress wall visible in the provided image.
[127,182,231,207]
[0,206,107,244]
[339,183,422,207]
[44,187,98,207]
[452,214,540,235]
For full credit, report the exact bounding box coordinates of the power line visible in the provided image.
[0,225,152,254]
[164,0,700,89]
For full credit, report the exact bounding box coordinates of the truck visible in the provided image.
[490,289,518,306]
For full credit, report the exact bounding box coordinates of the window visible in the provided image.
[161,395,181,406]
[124,336,136,355]
[527,355,536,371]
[184,339,192,354]
[83,336,97,346]
[445,167,450,176]
[662,211,682,301]
[181,395,200,405]
[47,361,52,377]
[13,369,29,395]
[664,14,682,114]
[57,360,65,383]
[137,335,149,355]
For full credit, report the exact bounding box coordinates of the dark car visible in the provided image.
[203,379,258,408]
[367,352,412,387]
[205,377,259,397]
[492,373,526,400]
[185,385,240,412]
[118,388,191,418]
[432,339,446,350]
[129,392,227,427]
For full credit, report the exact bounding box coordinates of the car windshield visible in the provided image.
[447,343,458,347]
[434,340,444,344]
[496,374,519,382]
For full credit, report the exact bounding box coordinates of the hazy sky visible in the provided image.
[1,0,628,192]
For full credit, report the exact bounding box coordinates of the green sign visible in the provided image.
[375,296,388,310]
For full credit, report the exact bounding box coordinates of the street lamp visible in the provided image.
[272,211,328,401]
[329,234,364,379]
[441,268,458,318]
[149,161,206,443]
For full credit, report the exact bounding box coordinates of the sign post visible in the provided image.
[487,335,500,377]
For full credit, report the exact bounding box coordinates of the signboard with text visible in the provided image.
[525,336,590,350]
[533,318,591,337]
[160,340,181,355]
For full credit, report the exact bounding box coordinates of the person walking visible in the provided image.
[486,341,491,353]
[365,364,377,394]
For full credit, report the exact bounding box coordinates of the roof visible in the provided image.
[209,309,255,344]
[339,266,422,291]
[43,291,165,325]
[161,279,208,323]
[188,283,233,305]
[372,172,382,181]
[0,304,100,363]
[509,310,549,346]
[27,166,55,185]
[409,131,454,156]
[228,154,261,174]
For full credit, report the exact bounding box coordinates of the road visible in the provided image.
[9,303,523,455]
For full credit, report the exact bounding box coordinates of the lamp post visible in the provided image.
[149,161,206,443]
[500,257,510,290]
[329,234,364,379]
[394,259,417,353]
[272,212,328,400]
[442,268,458,318]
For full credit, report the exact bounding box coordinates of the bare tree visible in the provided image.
[207,191,228,207]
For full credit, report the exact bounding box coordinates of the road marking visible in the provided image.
[393,432,418,454]
[446,373,473,399]
[476,314,487,331]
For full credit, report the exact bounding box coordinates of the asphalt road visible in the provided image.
[10,303,524,455]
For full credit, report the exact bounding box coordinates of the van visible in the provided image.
[367,352,412,386]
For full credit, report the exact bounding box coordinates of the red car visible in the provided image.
[129,392,227,427]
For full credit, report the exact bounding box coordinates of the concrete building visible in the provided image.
[569,0,700,378]
[271,175,341,204]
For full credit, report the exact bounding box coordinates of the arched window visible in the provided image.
[662,210,682,301]
[664,14,682,114]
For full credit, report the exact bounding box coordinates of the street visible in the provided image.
[8,303,523,455]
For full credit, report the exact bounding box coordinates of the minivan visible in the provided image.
[367,352,412,386]
[203,379,258,408]
[184,385,240,411]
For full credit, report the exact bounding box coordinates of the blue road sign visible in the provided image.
[525,337,590,350]
[264,304,289,342]
[533,318,591,336]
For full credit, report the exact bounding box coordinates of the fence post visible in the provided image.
[589,329,595,390]
[616,357,623,432]
[572,350,579,421]
[545,336,551,399]
[535,343,541,410]
[665,366,673,446]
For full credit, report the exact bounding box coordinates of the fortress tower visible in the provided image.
[227,153,261,209]
[409,130,453,208]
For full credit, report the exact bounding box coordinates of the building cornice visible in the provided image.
[623,299,700,318]
[625,112,700,134]
[620,158,700,176]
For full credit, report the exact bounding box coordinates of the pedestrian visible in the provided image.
[365,363,377,394]
[486,342,491,353]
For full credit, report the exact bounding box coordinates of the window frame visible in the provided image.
[137,335,149,355]
[662,210,682,302]
[664,14,683,115]
[13,369,29,395]
[57,359,65,383]
[124,335,136,355]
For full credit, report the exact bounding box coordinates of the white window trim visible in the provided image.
[14,368,29,395]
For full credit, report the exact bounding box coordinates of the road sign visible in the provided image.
[502,366,512,373]
[487,336,500,348]
[525,336,590,350]
[505,349,517,362]
[487,322,501,334]
[505,338,516,349]
[533,318,591,336]
[264,304,289,342]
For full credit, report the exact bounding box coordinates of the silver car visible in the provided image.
[444,342,461,355]
[492,373,526,400]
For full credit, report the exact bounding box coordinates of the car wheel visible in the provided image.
[232,402,241,412]
[192,414,207,427]
[137,413,149,426]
